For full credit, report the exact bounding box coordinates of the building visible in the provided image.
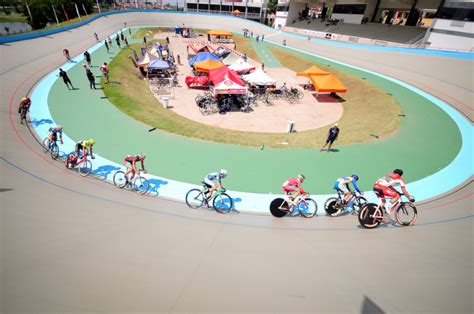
[184,0,269,22]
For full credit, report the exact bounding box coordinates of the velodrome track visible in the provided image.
[1,12,473,313]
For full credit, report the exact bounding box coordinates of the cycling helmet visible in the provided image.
[139,152,146,159]
[297,174,305,181]
[89,138,96,145]
[220,169,228,176]
[351,174,359,181]
[57,125,63,130]
[393,168,404,176]
[21,97,31,103]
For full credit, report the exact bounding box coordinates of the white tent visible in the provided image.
[228,58,256,73]
[241,68,276,86]
[211,77,247,95]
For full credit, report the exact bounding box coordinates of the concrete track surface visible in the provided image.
[1,12,473,313]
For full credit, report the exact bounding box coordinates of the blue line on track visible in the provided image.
[2,155,472,231]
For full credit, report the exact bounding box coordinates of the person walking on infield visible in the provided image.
[84,65,96,89]
[320,123,340,152]
[94,32,99,41]
[83,50,92,66]
[100,62,109,84]
[58,68,74,90]
[104,40,109,53]
[63,48,71,62]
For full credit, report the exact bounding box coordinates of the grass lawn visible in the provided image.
[232,34,261,62]
[0,12,27,22]
[133,27,174,39]
[103,34,402,148]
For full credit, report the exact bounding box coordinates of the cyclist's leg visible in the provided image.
[386,188,400,213]
[204,178,214,199]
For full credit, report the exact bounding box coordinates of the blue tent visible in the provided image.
[148,59,170,70]
[188,52,220,67]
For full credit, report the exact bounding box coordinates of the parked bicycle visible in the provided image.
[65,149,93,177]
[42,138,60,160]
[113,169,150,195]
[358,194,417,229]
[324,191,367,217]
[269,193,318,218]
[185,183,234,213]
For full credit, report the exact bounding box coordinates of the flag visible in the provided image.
[74,3,81,21]
[133,50,139,61]
[61,4,69,20]
[25,1,33,23]
[51,4,59,25]
[141,47,146,56]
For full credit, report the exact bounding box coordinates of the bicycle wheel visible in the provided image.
[299,198,318,218]
[113,171,128,188]
[324,197,342,216]
[213,192,233,213]
[133,177,150,195]
[396,203,418,226]
[78,159,92,177]
[269,198,289,217]
[50,144,59,160]
[297,90,304,99]
[352,196,368,215]
[185,188,205,209]
[358,204,382,229]
[42,138,50,152]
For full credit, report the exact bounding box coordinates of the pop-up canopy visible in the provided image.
[207,30,233,37]
[209,66,244,86]
[194,59,225,72]
[222,52,239,65]
[241,68,276,86]
[137,52,158,67]
[188,52,221,66]
[310,74,347,93]
[228,58,256,73]
[148,59,170,70]
[297,65,330,77]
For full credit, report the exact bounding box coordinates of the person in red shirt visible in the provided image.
[100,62,109,83]
[282,174,306,214]
[63,48,71,62]
[123,153,147,182]
[373,169,415,221]
[18,97,31,124]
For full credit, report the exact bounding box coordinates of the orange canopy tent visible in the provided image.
[232,10,241,14]
[310,74,347,93]
[207,30,233,37]
[194,59,225,72]
[297,65,330,77]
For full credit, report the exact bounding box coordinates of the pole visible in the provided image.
[135,0,138,9]
[96,0,101,13]
[61,3,69,20]
[25,1,33,24]
[74,3,81,21]
[51,3,59,25]
[82,3,88,16]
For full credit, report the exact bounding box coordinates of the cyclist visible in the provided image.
[203,169,228,203]
[373,169,415,222]
[75,138,96,161]
[333,174,363,211]
[282,174,306,215]
[123,153,147,182]
[48,125,64,147]
[18,97,32,124]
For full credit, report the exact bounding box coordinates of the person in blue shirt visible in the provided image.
[333,175,363,210]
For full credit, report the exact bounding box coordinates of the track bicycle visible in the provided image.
[185,183,234,213]
[42,137,60,160]
[358,194,417,229]
[324,191,367,217]
[65,149,93,177]
[269,193,318,218]
[113,169,150,195]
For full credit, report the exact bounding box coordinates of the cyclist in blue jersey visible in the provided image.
[203,169,228,202]
[48,125,63,146]
[333,175,363,210]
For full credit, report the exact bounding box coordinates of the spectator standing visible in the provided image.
[100,62,109,84]
[177,54,181,65]
[256,35,259,43]
[108,36,112,46]
[94,32,99,41]
[84,65,96,89]
[261,34,265,41]
[261,62,265,72]
[166,36,170,44]
[242,53,247,62]
[283,39,287,46]
[58,68,74,90]
[128,28,131,35]
[124,37,129,47]
[120,31,124,41]
[250,31,253,37]
[83,50,92,66]
[104,40,109,53]
[63,48,71,62]
[143,36,147,45]
[320,123,340,152]
[116,35,121,48]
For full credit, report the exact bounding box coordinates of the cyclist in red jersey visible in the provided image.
[123,153,147,182]
[18,97,32,123]
[373,169,415,219]
[282,174,306,214]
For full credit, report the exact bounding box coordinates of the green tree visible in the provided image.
[267,0,277,14]
[22,0,93,29]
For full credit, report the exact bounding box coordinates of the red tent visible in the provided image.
[209,66,244,86]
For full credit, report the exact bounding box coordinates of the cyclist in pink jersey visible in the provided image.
[282,174,306,214]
